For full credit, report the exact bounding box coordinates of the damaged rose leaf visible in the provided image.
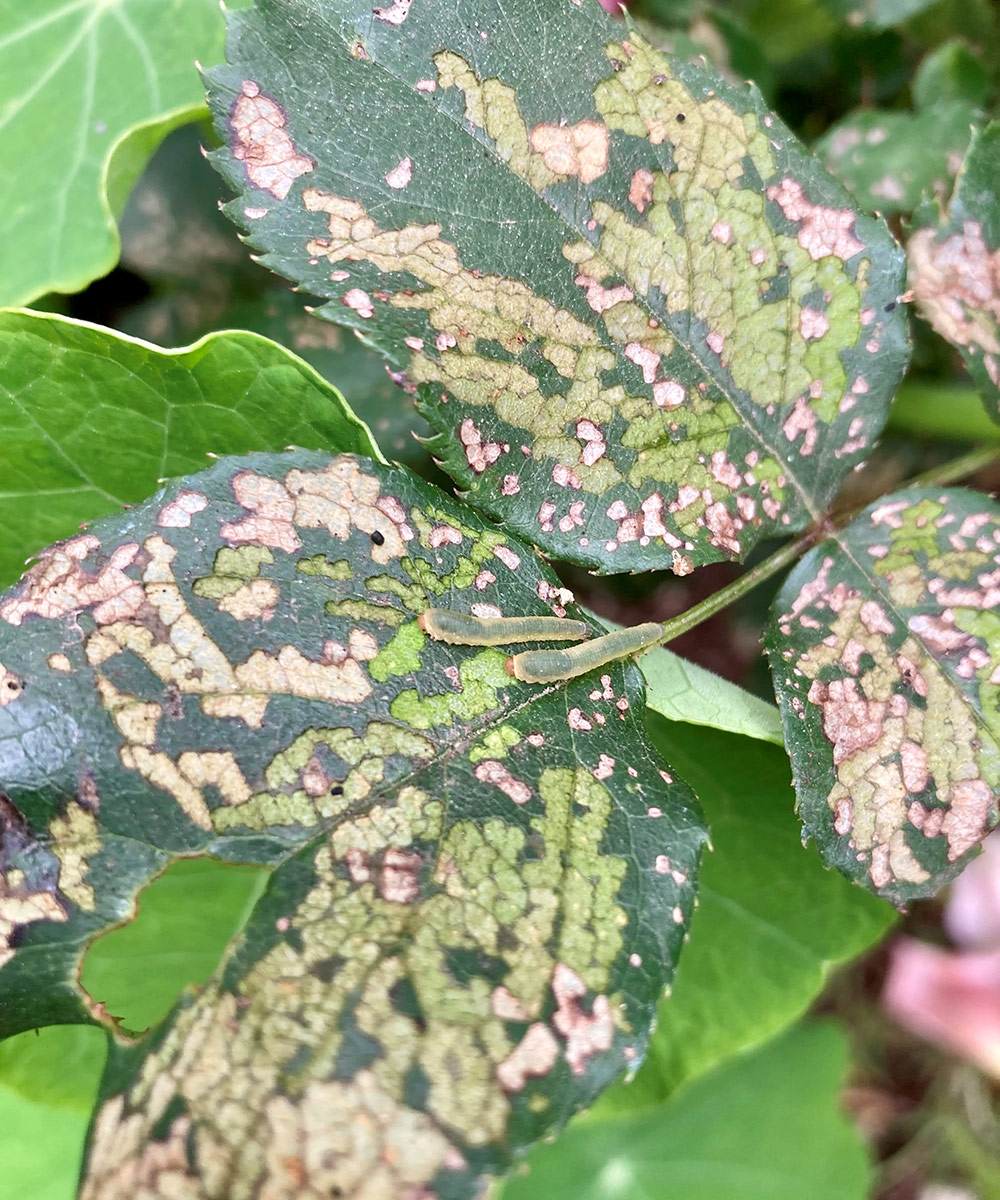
[908,122,1000,423]
[767,487,1000,904]
[0,450,705,1198]
[204,0,908,573]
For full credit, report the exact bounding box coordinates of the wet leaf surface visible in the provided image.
[205,0,908,573]
[767,486,1000,903]
[0,449,705,1197]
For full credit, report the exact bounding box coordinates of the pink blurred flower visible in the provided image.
[945,831,1000,950]
[883,938,1000,1078]
[597,0,627,13]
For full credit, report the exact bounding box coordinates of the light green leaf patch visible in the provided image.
[0,311,379,588]
[0,0,237,307]
[501,1022,871,1200]
[205,0,908,573]
[641,646,784,745]
[908,122,1000,423]
[767,486,1000,904]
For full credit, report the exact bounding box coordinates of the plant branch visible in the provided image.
[654,442,1000,651]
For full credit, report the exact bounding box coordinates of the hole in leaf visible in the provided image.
[80,858,268,1032]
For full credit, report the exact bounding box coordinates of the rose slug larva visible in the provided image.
[506,622,664,684]
[417,608,591,646]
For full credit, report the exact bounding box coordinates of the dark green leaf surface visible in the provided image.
[0,450,705,1197]
[596,720,893,1104]
[117,124,436,470]
[908,123,1000,422]
[0,312,378,589]
[767,486,1000,904]
[500,1022,871,1200]
[0,0,227,307]
[205,0,908,573]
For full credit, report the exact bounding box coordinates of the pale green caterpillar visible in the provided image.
[506,622,664,684]
[418,608,591,646]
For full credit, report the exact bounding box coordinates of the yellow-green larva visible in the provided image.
[506,622,664,684]
[417,608,591,646]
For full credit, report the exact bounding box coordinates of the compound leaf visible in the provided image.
[767,486,1000,904]
[0,0,230,307]
[204,0,908,573]
[0,449,705,1197]
[908,122,1000,423]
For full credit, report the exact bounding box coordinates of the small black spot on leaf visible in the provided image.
[371,530,385,546]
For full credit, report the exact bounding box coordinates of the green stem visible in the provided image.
[654,441,1000,651]
[656,531,815,647]
[904,443,1000,490]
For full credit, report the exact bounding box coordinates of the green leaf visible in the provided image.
[0,1025,106,1200]
[500,1022,871,1200]
[912,40,989,110]
[0,0,231,307]
[597,720,892,1105]
[767,486,1000,904]
[0,1078,94,1200]
[0,311,379,589]
[641,647,785,744]
[0,1023,106,1113]
[908,122,1000,423]
[818,106,976,217]
[821,0,938,28]
[82,857,267,1031]
[205,0,908,573]
[0,450,705,1197]
[888,381,1000,443]
[215,291,437,472]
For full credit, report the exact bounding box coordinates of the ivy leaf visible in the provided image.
[0,450,705,1196]
[204,0,908,573]
[0,0,234,308]
[908,122,1000,423]
[0,311,378,588]
[500,1022,871,1200]
[766,486,1000,904]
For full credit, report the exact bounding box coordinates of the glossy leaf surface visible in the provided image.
[0,312,378,589]
[0,0,228,307]
[768,487,1000,904]
[908,122,1000,422]
[205,0,908,572]
[0,450,705,1197]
